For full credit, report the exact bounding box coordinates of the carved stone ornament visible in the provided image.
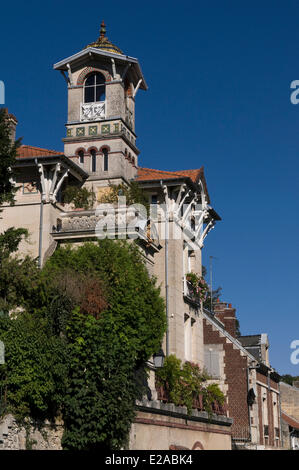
[81,102,105,121]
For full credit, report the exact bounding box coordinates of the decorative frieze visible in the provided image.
[80,101,105,121]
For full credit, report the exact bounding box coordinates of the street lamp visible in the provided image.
[153,349,165,369]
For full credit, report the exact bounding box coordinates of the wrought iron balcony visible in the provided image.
[232,425,251,441]
[80,101,105,121]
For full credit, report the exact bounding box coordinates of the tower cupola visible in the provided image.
[53,22,147,191]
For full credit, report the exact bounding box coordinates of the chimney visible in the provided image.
[3,108,18,142]
[214,301,237,337]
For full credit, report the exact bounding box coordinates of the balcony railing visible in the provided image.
[156,384,227,416]
[80,101,105,121]
[232,425,251,441]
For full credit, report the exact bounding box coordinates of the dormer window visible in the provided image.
[84,72,106,103]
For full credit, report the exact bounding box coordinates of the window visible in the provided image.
[84,72,106,103]
[184,314,195,361]
[78,150,84,165]
[91,149,97,172]
[204,348,220,378]
[151,194,158,205]
[151,194,158,219]
[103,148,108,171]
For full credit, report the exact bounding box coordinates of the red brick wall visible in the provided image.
[213,303,237,338]
[203,318,249,437]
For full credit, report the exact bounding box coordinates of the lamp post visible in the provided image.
[153,349,165,369]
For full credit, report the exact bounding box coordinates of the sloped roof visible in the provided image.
[17,145,64,158]
[85,21,123,55]
[282,412,299,430]
[238,335,262,362]
[238,335,262,348]
[136,167,204,184]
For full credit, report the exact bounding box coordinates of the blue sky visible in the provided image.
[1,0,298,374]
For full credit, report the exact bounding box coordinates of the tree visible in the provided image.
[201,266,241,335]
[202,265,223,311]
[280,374,299,386]
[98,181,150,214]
[62,185,95,210]
[41,240,167,450]
[0,108,21,207]
[0,109,28,261]
[0,240,166,449]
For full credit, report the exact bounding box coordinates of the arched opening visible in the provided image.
[102,148,109,172]
[90,149,97,172]
[84,72,106,103]
[78,149,84,165]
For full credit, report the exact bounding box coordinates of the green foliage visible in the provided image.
[98,181,150,214]
[61,308,140,450]
[186,272,209,303]
[0,108,21,208]
[0,227,28,260]
[62,185,96,210]
[43,240,166,364]
[156,354,225,415]
[280,374,299,386]
[0,239,166,449]
[0,312,67,421]
[42,240,166,449]
[0,255,40,314]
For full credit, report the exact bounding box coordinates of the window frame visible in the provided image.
[84,72,106,104]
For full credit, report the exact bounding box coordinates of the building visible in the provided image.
[0,23,234,450]
[203,300,282,449]
[280,381,299,449]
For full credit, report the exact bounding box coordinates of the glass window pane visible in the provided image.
[96,86,105,102]
[85,74,95,86]
[91,150,96,172]
[84,86,94,103]
[96,73,105,85]
[103,149,108,171]
[78,151,84,164]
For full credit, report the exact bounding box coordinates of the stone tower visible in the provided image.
[53,21,147,192]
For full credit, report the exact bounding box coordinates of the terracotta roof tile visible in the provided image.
[136,167,203,184]
[16,145,64,158]
[282,412,299,430]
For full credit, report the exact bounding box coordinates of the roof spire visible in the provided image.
[100,20,106,38]
[85,22,123,55]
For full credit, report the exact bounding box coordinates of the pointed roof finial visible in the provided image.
[85,21,123,54]
[100,20,106,38]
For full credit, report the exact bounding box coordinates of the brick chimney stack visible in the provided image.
[3,108,18,142]
[213,300,237,338]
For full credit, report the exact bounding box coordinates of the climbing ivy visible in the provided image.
[0,239,166,450]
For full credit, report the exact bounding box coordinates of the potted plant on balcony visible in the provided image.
[186,272,209,303]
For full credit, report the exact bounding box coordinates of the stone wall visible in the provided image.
[280,381,299,421]
[0,415,63,450]
[129,399,232,450]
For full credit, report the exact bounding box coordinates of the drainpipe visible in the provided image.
[160,180,169,356]
[35,158,44,269]
[246,367,253,444]
[278,381,283,448]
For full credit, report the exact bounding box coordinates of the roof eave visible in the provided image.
[53,47,148,90]
[15,155,88,180]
